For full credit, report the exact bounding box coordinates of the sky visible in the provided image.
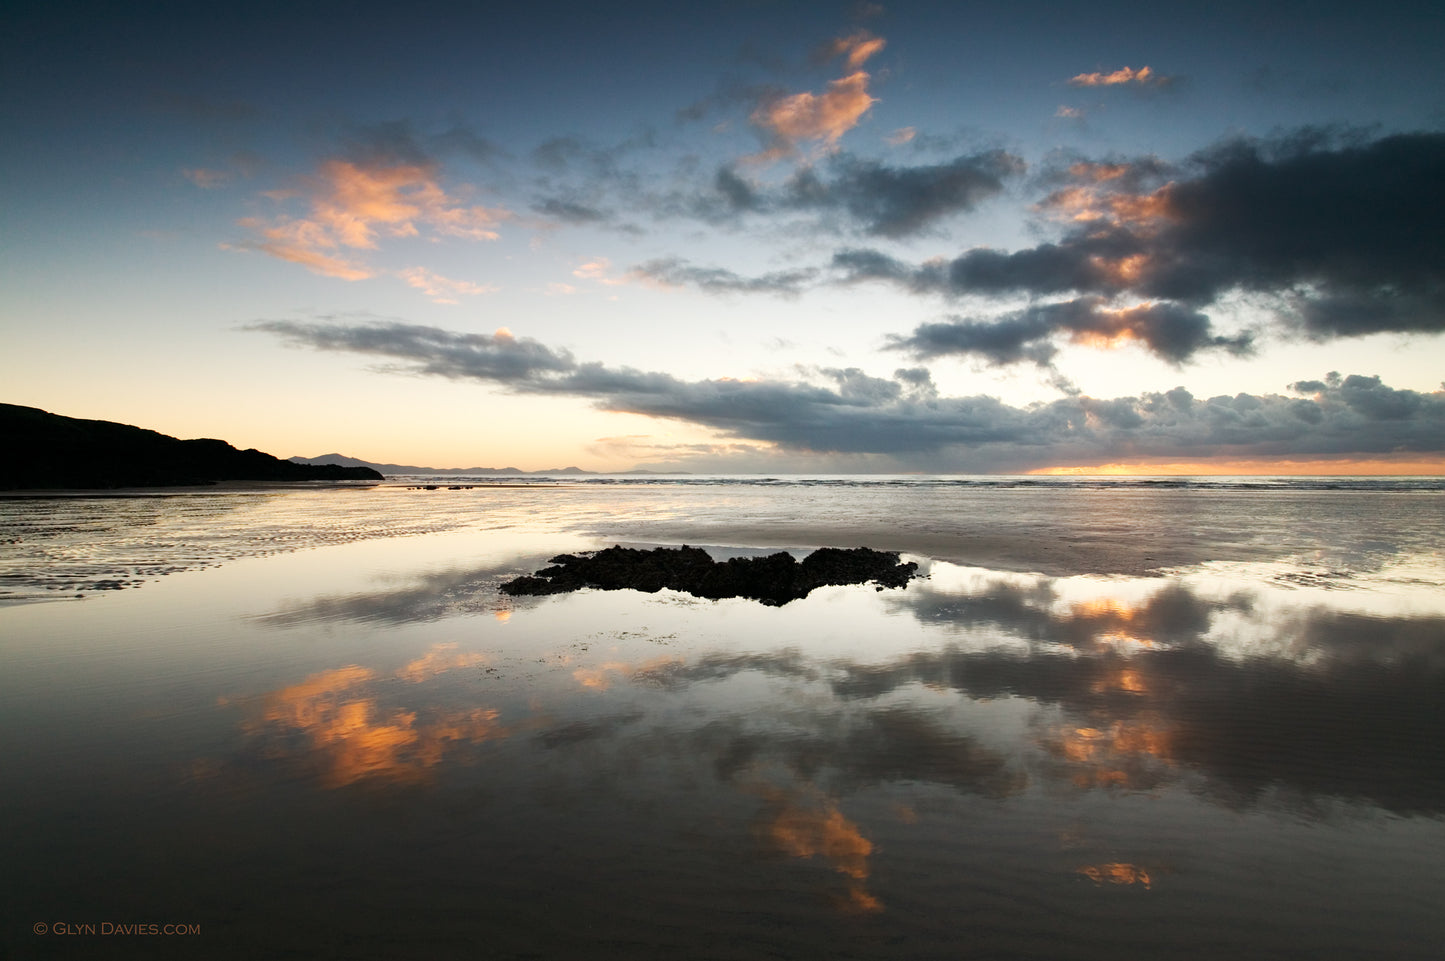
[3,0,1444,473]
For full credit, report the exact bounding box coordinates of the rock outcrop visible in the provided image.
[501,544,919,605]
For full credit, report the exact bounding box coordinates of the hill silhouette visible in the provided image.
[1,404,383,490]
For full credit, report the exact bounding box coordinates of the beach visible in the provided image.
[3,478,1443,959]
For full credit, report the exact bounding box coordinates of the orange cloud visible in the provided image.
[222,225,372,278]
[822,30,886,70]
[748,34,886,162]
[1068,65,1169,87]
[751,71,877,160]
[573,257,627,286]
[1040,177,1173,229]
[1067,162,1130,183]
[885,126,916,145]
[398,266,497,304]
[302,160,509,248]
[234,159,511,283]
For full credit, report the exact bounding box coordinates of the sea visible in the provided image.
[2,475,1443,959]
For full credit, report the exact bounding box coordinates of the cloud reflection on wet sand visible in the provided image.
[219,550,1445,933]
[751,781,883,913]
[236,647,510,788]
[245,552,1445,817]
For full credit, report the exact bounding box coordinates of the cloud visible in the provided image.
[629,257,819,296]
[885,127,916,145]
[584,435,762,463]
[889,297,1253,366]
[398,267,497,304]
[748,32,885,162]
[1067,65,1174,88]
[249,319,1445,470]
[250,320,575,381]
[669,149,1023,240]
[817,30,886,70]
[182,167,232,189]
[784,150,1024,236]
[749,72,878,161]
[532,197,609,224]
[226,222,373,281]
[573,257,629,286]
[430,124,508,165]
[345,119,513,171]
[838,130,1445,354]
[233,159,512,279]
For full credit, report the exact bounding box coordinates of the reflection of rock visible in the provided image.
[500,545,919,605]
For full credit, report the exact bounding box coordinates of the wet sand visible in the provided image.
[3,481,1443,959]
[584,488,1445,577]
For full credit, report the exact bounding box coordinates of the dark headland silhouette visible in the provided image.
[1,404,383,490]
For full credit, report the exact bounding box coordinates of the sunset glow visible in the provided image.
[1030,458,1445,476]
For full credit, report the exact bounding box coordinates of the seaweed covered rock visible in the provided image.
[500,545,919,605]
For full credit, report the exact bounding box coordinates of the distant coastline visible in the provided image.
[1,404,382,490]
[287,454,678,477]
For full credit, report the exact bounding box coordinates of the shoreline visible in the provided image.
[0,480,387,498]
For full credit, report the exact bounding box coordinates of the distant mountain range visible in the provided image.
[2,404,383,490]
[288,454,674,476]
[288,454,586,475]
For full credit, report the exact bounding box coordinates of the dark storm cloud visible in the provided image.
[248,320,1445,468]
[838,130,1445,344]
[890,297,1253,366]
